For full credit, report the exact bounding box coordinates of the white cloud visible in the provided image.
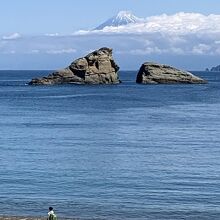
[73,12,220,35]
[192,44,212,55]
[2,33,21,40]
[46,48,76,54]
[2,12,220,58]
[128,47,164,55]
[45,33,60,37]
[117,46,185,55]
[28,49,40,54]
[68,12,220,56]
[0,50,16,54]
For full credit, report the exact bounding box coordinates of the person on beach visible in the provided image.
[47,207,57,220]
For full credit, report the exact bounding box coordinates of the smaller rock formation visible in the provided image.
[136,62,206,84]
[29,47,120,85]
[210,65,220,72]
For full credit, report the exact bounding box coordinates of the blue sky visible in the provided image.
[1,0,220,34]
[1,0,220,70]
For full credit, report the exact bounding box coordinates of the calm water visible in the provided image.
[0,70,220,220]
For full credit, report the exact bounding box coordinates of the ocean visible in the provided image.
[0,70,220,220]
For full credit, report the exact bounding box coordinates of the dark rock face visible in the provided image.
[136,62,206,84]
[210,65,220,72]
[29,47,120,85]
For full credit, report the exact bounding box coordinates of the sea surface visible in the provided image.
[0,70,220,220]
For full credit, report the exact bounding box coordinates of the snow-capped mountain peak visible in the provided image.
[115,11,139,23]
[95,11,140,30]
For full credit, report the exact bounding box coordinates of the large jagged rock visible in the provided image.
[29,47,120,85]
[136,62,207,84]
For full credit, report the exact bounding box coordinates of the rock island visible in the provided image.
[29,47,120,85]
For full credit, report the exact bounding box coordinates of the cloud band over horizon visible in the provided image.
[1,12,220,69]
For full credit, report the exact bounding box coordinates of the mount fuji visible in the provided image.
[95,11,141,30]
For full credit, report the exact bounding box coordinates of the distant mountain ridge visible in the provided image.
[95,11,141,30]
